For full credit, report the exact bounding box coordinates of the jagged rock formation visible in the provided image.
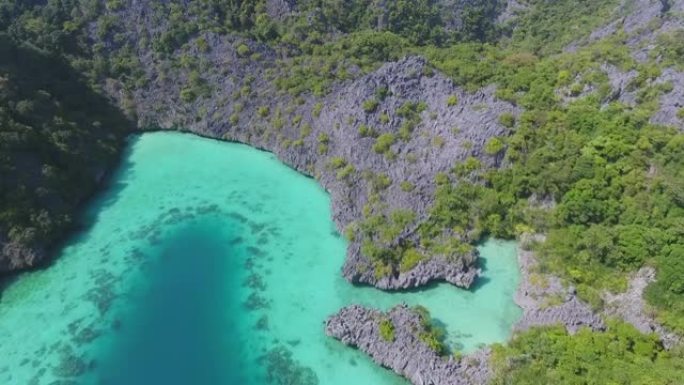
[1,0,519,288]
[106,11,518,289]
[604,267,681,348]
[325,304,490,385]
[514,235,606,333]
[569,0,684,129]
[343,242,478,289]
[650,68,684,127]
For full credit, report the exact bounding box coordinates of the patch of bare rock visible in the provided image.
[603,267,681,348]
[325,304,490,385]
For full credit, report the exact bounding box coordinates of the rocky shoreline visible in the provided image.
[325,235,605,385]
[124,37,516,290]
[325,305,491,385]
[342,242,479,290]
[326,234,682,385]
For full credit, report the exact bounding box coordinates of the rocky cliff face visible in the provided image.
[0,0,520,289]
[570,0,684,129]
[99,3,519,290]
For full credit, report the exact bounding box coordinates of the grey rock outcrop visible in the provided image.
[650,68,684,128]
[325,304,490,385]
[95,2,519,290]
[514,234,605,333]
[265,0,297,20]
[603,267,681,348]
[571,0,681,55]
[602,64,684,130]
[563,0,684,129]
[603,63,639,105]
[343,245,478,290]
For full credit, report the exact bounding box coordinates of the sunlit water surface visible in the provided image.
[0,132,521,385]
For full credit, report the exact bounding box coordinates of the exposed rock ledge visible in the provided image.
[325,304,490,385]
[513,234,605,333]
[123,35,514,291]
[342,243,478,290]
[514,234,681,348]
[603,267,681,348]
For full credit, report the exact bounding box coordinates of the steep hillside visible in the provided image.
[0,35,132,272]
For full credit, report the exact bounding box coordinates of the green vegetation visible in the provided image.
[300,123,312,138]
[336,164,355,180]
[498,112,515,128]
[0,36,131,262]
[229,113,239,125]
[362,99,379,113]
[355,206,419,275]
[312,102,323,118]
[317,132,329,155]
[508,0,621,55]
[484,137,505,156]
[330,157,355,181]
[400,248,423,272]
[378,319,395,342]
[413,306,447,355]
[328,157,347,169]
[373,133,396,155]
[653,30,684,70]
[645,245,684,332]
[491,322,684,385]
[447,95,458,107]
[257,106,270,117]
[400,181,414,192]
[236,44,250,57]
[358,124,377,138]
[396,101,427,140]
[432,135,445,149]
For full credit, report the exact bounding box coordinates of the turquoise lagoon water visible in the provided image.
[0,132,522,385]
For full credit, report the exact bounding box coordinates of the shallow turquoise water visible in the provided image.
[0,132,522,385]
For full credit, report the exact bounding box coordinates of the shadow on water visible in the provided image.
[10,145,138,277]
[0,32,136,298]
[0,144,139,303]
[79,135,142,224]
[469,255,491,293]
[350,280,443,294]
[0,275,18,302]
[429,316,458,354]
